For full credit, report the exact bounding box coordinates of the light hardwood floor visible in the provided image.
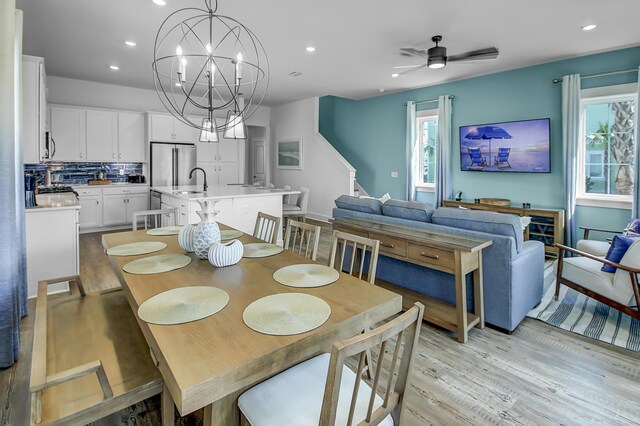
[2,220,639,425]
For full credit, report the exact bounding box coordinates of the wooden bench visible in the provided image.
[29,276,172,425]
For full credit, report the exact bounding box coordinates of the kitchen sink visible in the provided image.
[172,190,204,195]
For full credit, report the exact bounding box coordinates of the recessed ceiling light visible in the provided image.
[175,82,181,87]
[379,88,385,93]
[305,46,316,53]
[391,73,399,78]
[582,24,597,31]
[109,65,119,70]
[125,41,137,47]
[152,0,166,5]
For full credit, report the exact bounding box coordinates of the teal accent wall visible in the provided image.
[319,47,639,237]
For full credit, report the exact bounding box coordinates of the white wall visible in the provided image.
[271,97,355,222]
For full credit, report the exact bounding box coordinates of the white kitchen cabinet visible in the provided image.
[22,55,46,163]
[25,207,79,298]
[102,194,128,226]
[196,135,239,162]
[196,161,239,186]
[118,112,146,162]
[149,113,199,143]
[50,106,86,161]
[78,195,102,228]
[86,110,118,162]
[126,193,149,224]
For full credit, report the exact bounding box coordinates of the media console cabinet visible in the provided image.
[443,200,565,258]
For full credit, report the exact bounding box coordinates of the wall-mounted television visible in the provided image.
[459,118,550,173]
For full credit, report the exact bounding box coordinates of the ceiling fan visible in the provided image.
[396,35,498,74]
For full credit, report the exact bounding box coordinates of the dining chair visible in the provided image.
[253,212,281,244]
[132,208,178,231]
[329,230,380,285]
[283,186,309,222]
[283,184,292,205]
[284,219,322,261]
[238,302,425,426]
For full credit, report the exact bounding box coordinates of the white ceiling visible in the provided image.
[16,0,640,106]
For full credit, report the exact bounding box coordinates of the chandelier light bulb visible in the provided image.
[180,57,187,81]
[210,63,216,86]
[176,45,183,56]
[235,52,243,80]
[206,43,212,54]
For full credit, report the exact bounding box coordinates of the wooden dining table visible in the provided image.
[102,224,402,425]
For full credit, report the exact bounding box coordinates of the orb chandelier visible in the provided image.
[152,0,269,141]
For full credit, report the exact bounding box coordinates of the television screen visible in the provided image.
[459,118,550,173]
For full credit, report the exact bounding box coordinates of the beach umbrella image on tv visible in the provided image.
[464,126,512,164]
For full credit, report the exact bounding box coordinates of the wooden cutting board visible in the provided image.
[87,179,112,185]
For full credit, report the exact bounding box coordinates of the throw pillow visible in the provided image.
[602,235,640,273]
[624,218,640,237]
[359,193,391,203]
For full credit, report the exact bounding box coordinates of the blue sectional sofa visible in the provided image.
[332,196,545,332]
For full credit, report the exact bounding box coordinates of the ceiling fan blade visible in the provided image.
[399,48,428,58]
[447,47,499,62]
[398,64,427,75]
[393,64,423,69]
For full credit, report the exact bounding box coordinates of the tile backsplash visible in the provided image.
[24,162,143,186]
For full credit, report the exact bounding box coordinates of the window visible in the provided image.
[578,84,636,208]
[417,110,438,188]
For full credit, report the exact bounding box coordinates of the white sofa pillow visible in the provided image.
[613,239,640,306]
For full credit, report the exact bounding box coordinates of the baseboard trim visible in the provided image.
[307,212,332,223]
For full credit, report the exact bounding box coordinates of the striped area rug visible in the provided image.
[528,264,640,352]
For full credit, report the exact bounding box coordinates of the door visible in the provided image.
[78,195,102,229]
[176,144,197,186]
[196,161,218,186]
[50,106,86,161]
[151,143,175,187]
[126,193,149,225]
[150,114,174,141]
[252,140,266,184]
[86,110,118,161]
[102,194,127,226]
[118,112,145,162]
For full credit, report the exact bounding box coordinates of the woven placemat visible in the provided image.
[106,241,167,257]
[146,226,183,236]
[243,293,331,336]
[123,254,192,275]
[220,229,244,240]
[273,264,340,288]
[243,243,284,258]
[138,286,229,325]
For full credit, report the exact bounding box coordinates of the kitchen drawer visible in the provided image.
[369,232,407,257]
[161,194,188,209]
[407,243,455,271]
[103,185,149,195]
[75,187,102,197]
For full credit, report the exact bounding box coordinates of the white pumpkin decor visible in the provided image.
[208,240,243,268]
[178,224,197,253]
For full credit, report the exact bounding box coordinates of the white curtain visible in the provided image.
[435,95,452,207]
[632,67,640,219]
[562,74,581,248]
[406,101,419,200]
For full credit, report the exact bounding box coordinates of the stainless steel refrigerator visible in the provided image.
[150,142,197,187]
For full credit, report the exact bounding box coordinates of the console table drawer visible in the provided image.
[370,233,407,257]
[407,243,455,270]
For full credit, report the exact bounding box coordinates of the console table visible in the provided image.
[442,200,565,258]
[333,217,492,343]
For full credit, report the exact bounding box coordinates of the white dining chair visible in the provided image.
[132,208,178,231]
[283,186,309,222]
[238,303,425,426]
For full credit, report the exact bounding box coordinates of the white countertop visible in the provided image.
[71,183,149,188]
[152,185,300,201]
[26,193,80,212]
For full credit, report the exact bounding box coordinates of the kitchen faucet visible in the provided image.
[189,167,208,192]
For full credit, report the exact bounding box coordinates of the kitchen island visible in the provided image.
[153,184,300,243]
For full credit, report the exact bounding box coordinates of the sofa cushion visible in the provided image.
[576,239,610,257]
[334,195,382,215]
[382,199,434,222]
[432,207,524,252]
[613,239,640,304]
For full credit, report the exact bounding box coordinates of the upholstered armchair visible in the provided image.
[575,225,622,257]
[555,242,640,320]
